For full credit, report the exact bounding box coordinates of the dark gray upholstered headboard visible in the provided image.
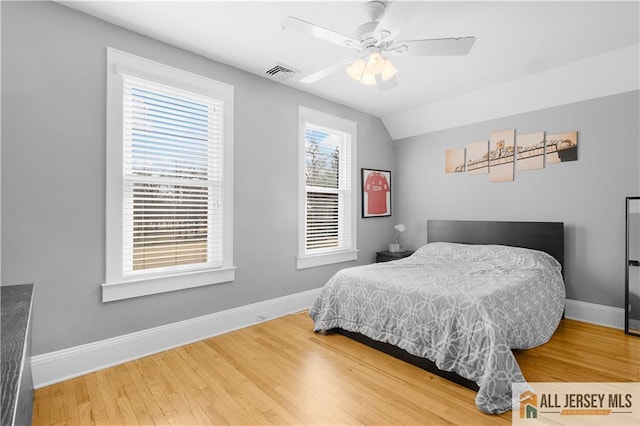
[427,220,564,269]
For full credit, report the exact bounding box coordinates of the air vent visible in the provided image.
[262,63,299,81]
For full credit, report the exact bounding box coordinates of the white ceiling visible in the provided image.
[59,0,639,119]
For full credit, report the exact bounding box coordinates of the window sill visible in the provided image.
[102,266,236,302]
[296,249,358,270]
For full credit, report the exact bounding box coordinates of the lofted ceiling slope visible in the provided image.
[58,0,640,137]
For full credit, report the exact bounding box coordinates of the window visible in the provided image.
[103,48,234,302]
[297,107,357,269]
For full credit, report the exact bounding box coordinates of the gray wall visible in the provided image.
[393,91,640,308]
[1,1,395,355]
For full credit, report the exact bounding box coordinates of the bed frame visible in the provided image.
[332,220,565,391]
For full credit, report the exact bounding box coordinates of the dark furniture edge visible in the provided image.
[625,197,640,336]
[375,250,415,263]
[334,328,479,391]
[1,284,35,426]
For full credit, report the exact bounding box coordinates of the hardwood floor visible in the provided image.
[33,313,639,425]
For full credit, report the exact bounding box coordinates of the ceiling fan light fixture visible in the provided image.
[346,58,366,81]
[347,53,397,86]
[365,52,385,74]
[283,5,477,91]
[380,59,398,81]
[360,70,377,85]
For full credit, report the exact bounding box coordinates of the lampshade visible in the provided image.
[394,224,406,233]
[380,60,398,81]
[365,52,386,74]
[346,59,365,81]
[346,52,397,86]
[359,70,377,85]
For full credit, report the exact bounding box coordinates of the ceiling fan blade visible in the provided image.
[282,17,358,49]
[299,58,355,84]
[396,36,476,56]
[374,0,424,40]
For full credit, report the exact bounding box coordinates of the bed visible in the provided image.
[309,220,565,414]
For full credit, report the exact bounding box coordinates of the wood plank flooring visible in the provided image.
[33,313,640,425]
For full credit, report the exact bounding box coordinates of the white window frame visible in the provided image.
[297,106,358,269]
[103,48,234,302]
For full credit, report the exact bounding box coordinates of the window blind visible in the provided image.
[122,75,223,274]
[304,123,352,253]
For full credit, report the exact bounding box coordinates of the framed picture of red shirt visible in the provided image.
[361,168,391,218]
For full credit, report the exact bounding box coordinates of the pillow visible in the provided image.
[413,242,561,272]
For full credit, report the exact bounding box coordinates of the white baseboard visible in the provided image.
[31,288,321,389]
[564,298,625,330]
[30,292,623,389]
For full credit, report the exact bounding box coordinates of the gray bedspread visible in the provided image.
[309,242,565,414]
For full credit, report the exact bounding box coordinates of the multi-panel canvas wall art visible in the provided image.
[546,131,578,163]
[466,140,489,175]
[445,148,466,173]
[489,129,515,182]
[446,129,577,183]
[516,132,545,171]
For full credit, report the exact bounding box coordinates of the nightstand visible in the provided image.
[376,250,415,263]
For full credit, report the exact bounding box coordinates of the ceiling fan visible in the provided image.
[282,0,476,91]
